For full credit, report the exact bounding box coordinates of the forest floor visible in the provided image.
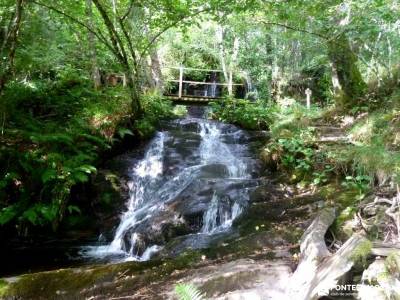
[1,94,400,299]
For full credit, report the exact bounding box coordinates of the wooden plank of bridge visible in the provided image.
[169,80,243,86]
[164,94,222,102]
[164,65,243,100]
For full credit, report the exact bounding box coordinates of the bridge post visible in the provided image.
[178,66,183,98]
[305,88,312,109]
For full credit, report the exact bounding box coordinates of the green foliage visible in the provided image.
[0,130,99,228]
[260,104,319,177]
[329,140,400,186]
[312,165,334,186]
[175,283,205,300]
[0,278,8,297]
[210,98,275,130]
[173,105,188,117]
[341,175,372,199]
[0,76,134,231]
[134,92,174,137]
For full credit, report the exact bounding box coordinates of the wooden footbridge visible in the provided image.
[162,66,244,102]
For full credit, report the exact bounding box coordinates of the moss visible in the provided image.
[1,250,204,299]
[385,252,400,276]
[279,225,303,244]
[319,184,361,209]
[331,206,356,238]
[0,279,9,297]
[350,239,372,267]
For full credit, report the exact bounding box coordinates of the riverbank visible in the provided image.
[0,161,332,299]
[0,78,178,273]
[1,99,399,299]
[0,106,353,299]
[211,98,400,298]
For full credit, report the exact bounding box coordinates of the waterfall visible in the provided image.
[81,117,253,262]
[81,132,166,260]
[201,192,243,234]
[199,122,249,233]
[199,122,248,178]
[210,81,217,97]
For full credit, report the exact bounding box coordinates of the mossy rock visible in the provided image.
[1,251,203,299]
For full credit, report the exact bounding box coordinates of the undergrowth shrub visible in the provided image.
[0,80,174,234]
[134,91,174,137]
[210,98,276,130]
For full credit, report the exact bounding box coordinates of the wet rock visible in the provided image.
[249,184,286,203]
[168,259,292,299]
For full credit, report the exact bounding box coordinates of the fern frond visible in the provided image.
[174,283,205,300]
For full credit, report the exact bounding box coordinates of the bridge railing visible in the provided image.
[162,66,244,100]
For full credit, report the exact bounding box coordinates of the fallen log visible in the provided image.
[371,241,400,256]
[288,207,336,299]
[358,256,400,300]
[288,207,369,300]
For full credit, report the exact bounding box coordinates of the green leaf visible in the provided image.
[0,205,19,225]
[67,205,81,215]
[77,165,97,174]
[22,208,39,225]
[117,128,134,138]
[72,171,89,183]
[39,205,58,222]
[41,169,58,183]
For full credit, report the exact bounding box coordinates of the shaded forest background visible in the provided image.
[0,0,399,238]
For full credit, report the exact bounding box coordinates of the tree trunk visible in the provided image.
[288,207,369,299]
[0,0,24,94]
[150,49,163,91]
[125,69,142,118]
[85,0,101,89]
[92,0,142,118]
[328,34,366,109]
[228,36,240,96]
[216,26,229,85]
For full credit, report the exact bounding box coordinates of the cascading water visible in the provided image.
[81,111,259,262]
[82,132,166,260]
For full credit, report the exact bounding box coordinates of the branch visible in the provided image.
[259,21,329,40]
[92,0,128,66]
[31,0,115,55]
[121,0,135,21]
[118,17,138,72]
[138,6,215,62]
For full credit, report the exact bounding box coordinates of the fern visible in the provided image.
[175,283,205,300]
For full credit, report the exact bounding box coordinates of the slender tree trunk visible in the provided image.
[85,0,101,89]
[271,31,282,101]
[227,36,239,96]
[92,0,142,118]
[216,26,228,84]
[111,0,117,26]
[127,70,142,116]
[327,34,366,109]
[150,49,163,90]
[0,0,24,94]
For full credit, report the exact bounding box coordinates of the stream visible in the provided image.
[81,106,262,262]
[2,107,329,299]
[1,106,266,277]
